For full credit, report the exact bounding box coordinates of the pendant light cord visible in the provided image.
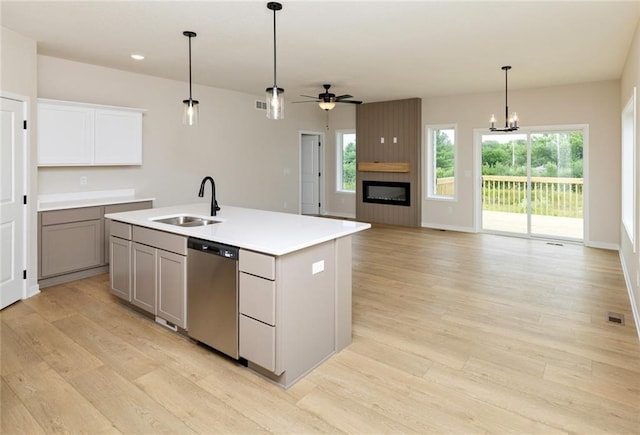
[272,7,277,88]
[504,67,509,127]
[188,34,193,101]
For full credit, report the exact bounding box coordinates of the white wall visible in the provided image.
[619,18,640,337]
[323,104,357,218]
[1,26,38,294]
[37,55,326,212]
[420,80,621,248]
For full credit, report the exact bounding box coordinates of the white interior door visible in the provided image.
[301,134,320,215]
[1,97,26,309]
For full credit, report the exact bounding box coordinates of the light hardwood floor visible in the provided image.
[2,224,639,434]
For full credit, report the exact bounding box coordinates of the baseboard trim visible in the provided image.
[38,266,109,289]
[323,211,356,220]
[586,241,619,250]
[619,251,640,341]
[26,283,40,299]
[421,222,475,233]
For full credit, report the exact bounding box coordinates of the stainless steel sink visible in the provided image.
[152,215,220,227]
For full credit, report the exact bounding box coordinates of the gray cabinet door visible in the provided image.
[109,235,131,301]
[131,242,156,313]
[157,249,186,328]
[104,201,152,262]
[40,218,104,278]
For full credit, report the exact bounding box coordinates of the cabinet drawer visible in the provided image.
[41,206,102,226]
[239,250,275,280]
[133,226,186,255]
[104,201,152,215]
[239,272,275,326]
[110,220,132,240]
[239,315,275,372]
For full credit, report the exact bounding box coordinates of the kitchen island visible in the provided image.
[105,203,370,388]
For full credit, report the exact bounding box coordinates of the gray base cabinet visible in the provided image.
[157,249,187,328]
[239,241,338,387]
[38,200,151,288]
[110,223,187,329]
[239,250,278,372]
[40,210,104,278]
[109,235,132,300]
[132,242,157,314]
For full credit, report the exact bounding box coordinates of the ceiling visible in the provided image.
[2,1,639,103]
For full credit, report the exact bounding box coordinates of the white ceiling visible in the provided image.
[2,1,639,103]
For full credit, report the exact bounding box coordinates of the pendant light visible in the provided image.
[266,2,284,120]
[182,31,199,126]
[489,65,519,132]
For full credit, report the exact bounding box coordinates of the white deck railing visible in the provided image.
[436,175,584,217]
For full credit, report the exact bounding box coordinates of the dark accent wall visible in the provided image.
[356,98,422,226]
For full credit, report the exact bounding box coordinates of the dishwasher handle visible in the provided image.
[187,238,239,260]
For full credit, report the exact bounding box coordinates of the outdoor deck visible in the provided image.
[483,210,583,240]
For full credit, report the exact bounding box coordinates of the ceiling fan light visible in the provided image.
[183,98,199,126]
[266,86,284,119]
[319,101,336,111]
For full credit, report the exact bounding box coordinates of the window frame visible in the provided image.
[621,87,637,252]
[336,130,356,193]
[425,124,458,201]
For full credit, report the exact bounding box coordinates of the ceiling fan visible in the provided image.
[293,84,363,111]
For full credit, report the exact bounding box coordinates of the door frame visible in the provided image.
[299,131,325,215]
[1,92,31,306]
[473,124,590,243]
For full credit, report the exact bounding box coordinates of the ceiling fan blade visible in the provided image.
[291,100,318,104]
[299,95,319,99]
[335,94,354,100]
[337,100,363,105]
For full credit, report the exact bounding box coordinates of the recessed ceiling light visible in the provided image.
[131,54,145,60]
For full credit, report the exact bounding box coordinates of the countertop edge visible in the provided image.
[38,197,155,212]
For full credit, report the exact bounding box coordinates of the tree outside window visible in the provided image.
[427,126,456,198]
[337,132,356,192]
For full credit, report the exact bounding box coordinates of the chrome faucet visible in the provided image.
[198,176,220,217]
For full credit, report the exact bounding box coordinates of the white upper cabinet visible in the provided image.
[38,99,144,166]
[94,109,142,165]
[38,102,94,165]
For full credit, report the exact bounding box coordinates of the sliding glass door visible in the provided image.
[479,128,585,241]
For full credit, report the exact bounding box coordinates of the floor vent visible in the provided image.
[607,312,625,325]
[255,100,267,110]
[546,242,564,246]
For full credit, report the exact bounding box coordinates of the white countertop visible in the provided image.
[37,189,155,212]
[105,203,371,256]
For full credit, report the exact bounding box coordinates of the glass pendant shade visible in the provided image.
[183,98,199,126]
[319,101,336,111]
[266,86,284,120]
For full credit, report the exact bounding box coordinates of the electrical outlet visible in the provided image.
[80,176,87,185]
[283,202,288,209]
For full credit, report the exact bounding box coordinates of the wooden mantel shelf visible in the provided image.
[357,162,410,173]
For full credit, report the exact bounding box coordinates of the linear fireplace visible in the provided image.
[362,181,410,206]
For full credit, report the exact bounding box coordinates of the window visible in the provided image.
[622,87,636,251]
[426,125,456,199]
[337,131,356,192]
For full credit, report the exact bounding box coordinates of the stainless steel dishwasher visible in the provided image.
[187,237,239,359]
